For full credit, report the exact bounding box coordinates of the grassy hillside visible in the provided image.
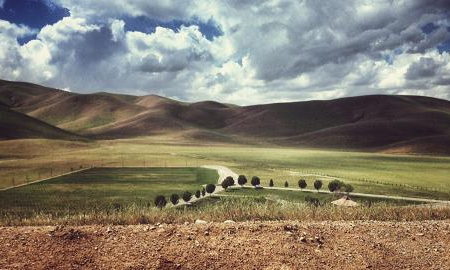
[1,79,450,154]
[0,105,84,140]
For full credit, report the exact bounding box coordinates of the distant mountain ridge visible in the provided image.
[1,79,450,155]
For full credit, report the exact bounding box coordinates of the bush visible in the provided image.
[201,187,206,196]
[154,195,167,209]
[284,181,289,188]
[328,180,344,192]
[237,175,247,186]
[195,190,201,198]
[305,196,320,207]
[343,183,354,193]
[251,176,260,187]
[298,179,307,189]
[269,179,274,187]
[182,191,192,202]
[170,194,179,205]
[206,183,216,195]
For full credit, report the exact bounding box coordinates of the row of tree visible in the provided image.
[154,175,354,208]
[154,183,218,208]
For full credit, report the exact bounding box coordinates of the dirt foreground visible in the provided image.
[1,220,449,269]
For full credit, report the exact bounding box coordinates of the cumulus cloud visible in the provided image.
[0,0,450,104]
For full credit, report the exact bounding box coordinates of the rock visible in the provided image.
[184,222,190,225]
[150,226,156,230]
[224,220,235,224]
[299,236,307,243]
[204,231,210,236]
[106,227,113,234]
[195,219,208,225]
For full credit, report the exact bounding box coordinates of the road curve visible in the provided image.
[202,165,450,204]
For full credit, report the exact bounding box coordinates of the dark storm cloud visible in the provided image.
[405,57,442,80]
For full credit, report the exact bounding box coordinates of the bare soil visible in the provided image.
[1,220,449,269]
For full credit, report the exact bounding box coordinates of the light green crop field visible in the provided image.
[1,138,450,200]
[0,167,218,217]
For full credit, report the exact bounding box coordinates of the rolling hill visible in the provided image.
[1,79,450,154]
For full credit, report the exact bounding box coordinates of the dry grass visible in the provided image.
[2,197,450,226]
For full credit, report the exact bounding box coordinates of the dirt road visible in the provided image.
[1,220,450,269]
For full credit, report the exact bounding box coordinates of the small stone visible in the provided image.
[204,231,210,236]
[299,236,307,243]
[195,219,208,225]
[224,220,235,224]
[106,227,113,233]
[150,226,156,230]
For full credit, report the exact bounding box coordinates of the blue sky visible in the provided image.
[0,0,450,104]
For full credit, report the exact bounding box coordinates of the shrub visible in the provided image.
[284,181,289,188]
[305,196,320,207]
[154,195,167,209]
[182,191,192,202]
[201,187,206,196]
[343,183,354,193]
[328,180,344,192]
[298,179,307,189]
[269,179,274,187]
[170,194,179,205]
[195,190,201,198]
[314,180,323,191]
[206,183,216,195]
[237,175,247,186]
[251,176,260,187]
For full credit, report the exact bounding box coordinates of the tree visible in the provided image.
[182,191,192,202]
[251,176,260,187]
[195,190,201,198]
[237,175,247,186]
[313,180,323,192]
[269,179,274,187]
[343,183,354,193]
[284,181,289,188]
[328,180,344,193]
[201,187,206,196]
[225,176,235,186]
[154,195,167,209]
[206,183,216,195]
[221,179,230,190]
[170,194,179,205]
[298,179,307,190]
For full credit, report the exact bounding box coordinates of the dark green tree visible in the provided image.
[206,183,216,195]
[225,176,235,186]
[182,191,192,202]
[328,180,344,192]
[195,190,201,198]
[154,195,167,209]
[298,179,307,190]
[237,175,247,186]
[269,179,274,187]
[201,187,206,196]
[343,183,354,193]
[284,181,289,188]
[251,176,261,187]
[170,194,179,205]
[313,180,323,192]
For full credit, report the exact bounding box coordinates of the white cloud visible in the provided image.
[0,1,450,104]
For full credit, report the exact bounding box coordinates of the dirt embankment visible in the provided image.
[1,220,449,270]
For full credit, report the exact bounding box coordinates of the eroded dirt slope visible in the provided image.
[1,220,450,269]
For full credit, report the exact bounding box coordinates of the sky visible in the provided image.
[0,0,450,104]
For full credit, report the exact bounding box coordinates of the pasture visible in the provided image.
[1,138,450,200]
[0,167,218,217]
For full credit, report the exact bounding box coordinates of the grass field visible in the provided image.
[1,138,450,200]
[0,167,218,219]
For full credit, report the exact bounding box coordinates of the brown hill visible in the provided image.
[1,79,450,154]
[0,104,84,140]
